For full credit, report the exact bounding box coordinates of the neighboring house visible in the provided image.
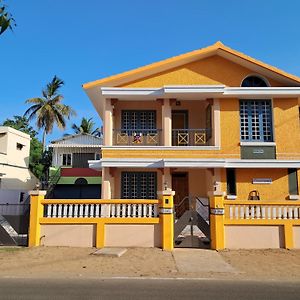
[81,41,300,248]
[48,133,102,199]
[0,126,37,203]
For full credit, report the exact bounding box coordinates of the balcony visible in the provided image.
[172,129,211,146]
[113,129,162,146]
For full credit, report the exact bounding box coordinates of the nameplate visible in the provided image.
[210,208,224,215]
[159,208,173,214]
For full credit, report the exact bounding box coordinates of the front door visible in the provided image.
[172,173,189,217]
[172,111,188,146]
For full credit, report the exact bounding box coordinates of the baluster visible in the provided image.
[282,207,288,219]
[74,204,78,218]
[256,206,261,219]
[95,204,100,217]
[90,204,94,218]
[272,207,277,219]
[138,204,142,218]
[153,204,158,217]
[235,206,239,220]
[121,204,126,218]
[68,204,73,218]
[84,204,89,218]
[127,204,131,217]
[79,204,84,218]
[245,206,250,219]
[52,204,57,218]
[116,204,121,218]
[46,204,51,218]
[111,204,116,218]
[267,207,271,219]
[278,207,282,219]
[57,204,62,218]
[132,204,137,217]
[229,206,233,219]
[261,206,266,219]
[294,207,299,219]
[106,204,111,218]
[250,206,255,219]
[288,207,293,219]
[240,206,245,219]
[143,204,147,217]
[147,204,152,217]
[63,204,68,218]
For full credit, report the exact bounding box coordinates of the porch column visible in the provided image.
[212,99,221,147]
[162,168,172,191]
[101,167,114,199]
[162,99,172,146]
[104,98,113,146]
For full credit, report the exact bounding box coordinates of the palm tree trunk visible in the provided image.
[42,129,47,152]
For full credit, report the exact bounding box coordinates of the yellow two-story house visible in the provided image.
[82,42,300,249]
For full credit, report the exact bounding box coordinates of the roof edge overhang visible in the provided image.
[89,158,300,170]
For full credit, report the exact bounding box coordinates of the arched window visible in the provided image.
[241,76,268,87]
[75,178,88,185]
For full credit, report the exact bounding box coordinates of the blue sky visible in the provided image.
[1,0,300,142]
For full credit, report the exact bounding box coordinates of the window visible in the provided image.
[240,100,273,142]
[121,172,157,199]
[241,76,268,87]
[226,168,236,195]
[16,143,24,150]
[62,153,72,166]
[288,169,299,195]
[121,110,156,131]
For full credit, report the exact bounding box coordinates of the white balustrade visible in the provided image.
[226,204,300,221]
[43,202,159,218]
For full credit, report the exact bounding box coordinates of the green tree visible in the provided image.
[0,1,15,35]
[1,115,44,179]
[71,117,100,135]
[24,75,76,150]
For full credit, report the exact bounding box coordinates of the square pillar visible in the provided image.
[162,99,172,146]
[212,99,221,147]
[101,167,114,199]
[104,98,113,146]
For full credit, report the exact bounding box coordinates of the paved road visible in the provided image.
[0,278,299,300]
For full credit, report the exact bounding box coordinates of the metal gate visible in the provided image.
[0,203,30,246]
[174,196,210,248]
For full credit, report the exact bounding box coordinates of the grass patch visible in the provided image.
[0,247,25,252]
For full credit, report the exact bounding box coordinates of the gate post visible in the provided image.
[158,189,175,251]
[209,192,225,250]
[28,190,46,247]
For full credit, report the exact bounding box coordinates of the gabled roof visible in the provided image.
[83,41,300,89]
[49,133,102,147]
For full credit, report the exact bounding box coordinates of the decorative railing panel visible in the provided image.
[114,129,162,146]
[42,200,159,219]
[172,129,211,146]
[224,201,300,221]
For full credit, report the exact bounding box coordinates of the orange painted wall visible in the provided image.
[121,55,282,88]
[273,98,300,159]
[221,168,290,201]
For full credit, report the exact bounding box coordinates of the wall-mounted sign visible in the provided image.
[252,178,272,184]
[253,148,264,154]
[210,208,224,215]
[159,208,173,214]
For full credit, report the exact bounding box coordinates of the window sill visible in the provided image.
[289,195,299,200]
[226,195,237,200]
[240,142,276,147]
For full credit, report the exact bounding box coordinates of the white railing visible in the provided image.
[43,200,159,219]
[226,203,300,220]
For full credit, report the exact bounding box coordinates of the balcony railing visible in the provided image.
[172,129,211,146]
[114,129,162,146]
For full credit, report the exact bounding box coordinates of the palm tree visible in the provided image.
[24,75,76,150]
[72,117,100,136]
[0,1,15,36]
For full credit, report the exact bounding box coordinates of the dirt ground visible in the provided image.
[1,247,300,280]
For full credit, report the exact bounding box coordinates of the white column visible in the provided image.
[103,98,113,146]
[162,99,172,146]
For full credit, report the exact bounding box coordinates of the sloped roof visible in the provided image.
[49,133,102,146]
[83,41,300,89]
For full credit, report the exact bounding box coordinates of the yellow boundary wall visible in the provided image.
[28,191,174,251]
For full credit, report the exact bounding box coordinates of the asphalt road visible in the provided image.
[0,278,299,300]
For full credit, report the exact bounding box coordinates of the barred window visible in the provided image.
[239,100,273,142]
[121,172,157,199]
[121,110,156,131]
